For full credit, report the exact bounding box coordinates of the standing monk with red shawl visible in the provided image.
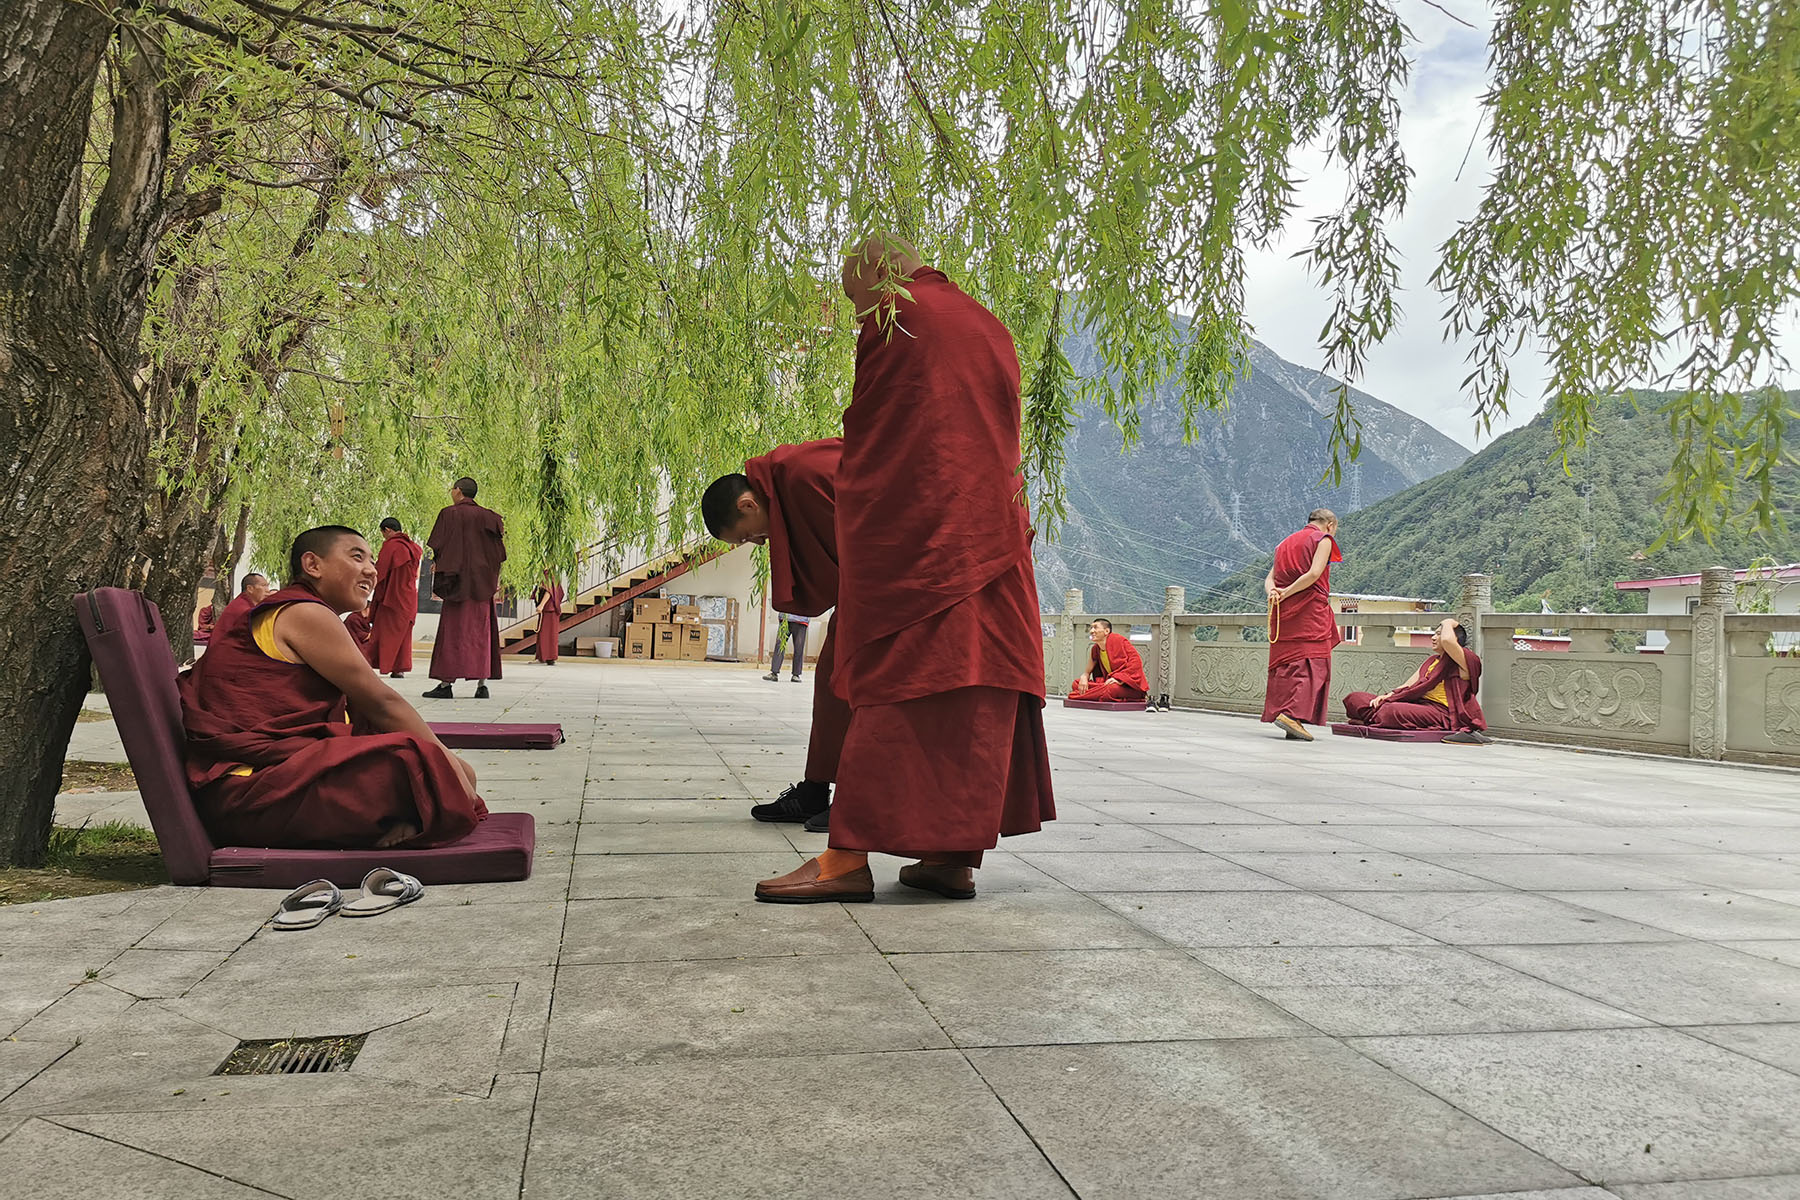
[422,476,506,701]
[369,516,421,679]
[702,438,849,832]
[180,526,485,849]
[532,570,565,664]
[1069,618,1149,702]
[755,236,1055,904]
[1262,509,1343,742]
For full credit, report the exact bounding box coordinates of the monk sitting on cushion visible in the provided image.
[1069,619,1148,702]
[1343,618,1486,734]
[180,525,487,850]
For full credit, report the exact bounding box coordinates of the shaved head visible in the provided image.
[841,232,926,320]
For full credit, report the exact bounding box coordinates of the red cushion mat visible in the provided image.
[1329,723,1450,743]
[1062,697,1149,712]
[429,722,564,750]
[76,587,534,888]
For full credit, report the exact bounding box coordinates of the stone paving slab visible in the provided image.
[13,658,1800,1198]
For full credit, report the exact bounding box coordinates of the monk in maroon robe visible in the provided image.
[345,604,377,664]
[213,573,270,643]
[703,438,849,831]
[180,526,486,850]
[370,517,421,678]
[1262,509,1343,742]
[1069,619,1149,702]
[423,476,506,700]
[533,571,565,664]
[756,236,1055,904]
[1345,618,1487,734]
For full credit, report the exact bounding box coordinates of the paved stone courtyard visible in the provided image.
[9,659,1800,1199]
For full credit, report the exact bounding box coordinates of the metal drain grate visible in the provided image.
[214,1034,367,1076]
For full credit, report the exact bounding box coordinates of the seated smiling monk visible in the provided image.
[180,525,487,850]
[1343,618,1487,734]
[1069,619,1148,702]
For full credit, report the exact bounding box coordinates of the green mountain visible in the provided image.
[1035,336,1471,610]
[1208,395,1800,613]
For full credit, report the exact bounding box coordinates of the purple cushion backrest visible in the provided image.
[73,588,216,884]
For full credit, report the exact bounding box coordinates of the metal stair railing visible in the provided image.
[497,508,708,640]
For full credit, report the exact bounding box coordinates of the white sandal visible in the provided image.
[340,867,425,917]
[271,879,344,930]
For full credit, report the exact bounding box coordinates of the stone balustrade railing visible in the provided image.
[1043,571,1800,768]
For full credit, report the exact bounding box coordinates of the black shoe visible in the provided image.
[474,683,490,699]
[1443,730,1493,745]
[802,805,830,833]
[389,672,406,679]
[422,684,453,699]
[791,675,802,682]
[750,781,829,823]
[762,672,779,682]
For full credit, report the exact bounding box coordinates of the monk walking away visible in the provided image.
[1344,618,1490,741]
[423,476,507,700]
[1069,618,1148,702]
[1262,508,1343,742]
[703,438,849,834]
[755,235,1054,905]
[180,526,487,850]
[533,569,565,664]
[369,516,422,679]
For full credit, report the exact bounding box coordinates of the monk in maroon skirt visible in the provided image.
[703,438,851,830]
[1262,509,1343,742]
[181,526,485,850]
[756,235,1054,904]
[423,476,506,700]
[532,571,565,664]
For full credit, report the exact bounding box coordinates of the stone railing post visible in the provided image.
[1056,588,1084,693]
[1458,574,1493,692]
[1158,586,1184,709]
[1690,566,1736,760]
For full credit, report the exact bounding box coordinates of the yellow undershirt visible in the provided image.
[1422,662,1448,707]
[1099,645,1112,675]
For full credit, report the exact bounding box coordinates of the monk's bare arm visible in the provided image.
[1264,568,1278,599]
[1276,540,1335,601]
[1438,626,1471,678]
[274,604,467,756]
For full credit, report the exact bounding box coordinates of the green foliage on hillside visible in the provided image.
[1211,395,1799,614]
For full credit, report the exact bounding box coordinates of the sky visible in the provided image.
[1241,2,1541,451]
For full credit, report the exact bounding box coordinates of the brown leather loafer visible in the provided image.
[755,858,875,904]
[898,861,976,900]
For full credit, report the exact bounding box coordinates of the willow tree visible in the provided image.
[4,0,1796,865]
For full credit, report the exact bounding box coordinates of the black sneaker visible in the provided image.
[389,672,406,679]
[802,805,830,833]
[791,675,802,682]
[474,683,490,699]
[421,684,453,699]
[1442,730,1493,745]
[762,672,779,682]
[750,781,829,823]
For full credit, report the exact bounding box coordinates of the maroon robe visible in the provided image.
[179,584,486,849]
[830,268,1055,865]
[1345,650,1486,731]
[370,532,421,673]
[1070,632,1148,701]
[533,581,565,664]
[1262,525,1343,726]
[214,592,256,642]
[745,438,850,782]
[427,498,506,682]
[194,603,217,645]
[345,611,376,664]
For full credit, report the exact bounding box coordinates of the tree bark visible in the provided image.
[0,5,157,865]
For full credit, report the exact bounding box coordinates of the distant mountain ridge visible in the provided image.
[1208,394,1800,613]
[1035,329,1471,611]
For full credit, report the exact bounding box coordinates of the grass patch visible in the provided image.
[0,820,167,906]
[60,760,138,793]
[76,708,113,723]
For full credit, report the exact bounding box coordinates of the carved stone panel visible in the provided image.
[1767,669,1800,746]
[1508,661,1662,731]
[1332,652,1431,702]
[1187,648,1263,699]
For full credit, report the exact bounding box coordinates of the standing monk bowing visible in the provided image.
[369,517,421,679]
[702,437,849,832]
[180,526,485,849]
[422,476,506,700]
[756,235,1055,904]
[1262,508,1343,741]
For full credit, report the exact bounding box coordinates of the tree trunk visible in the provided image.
[224,500,252,588]
[0,7,164,865]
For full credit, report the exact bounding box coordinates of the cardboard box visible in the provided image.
[577,637,619,658]
[652,622,680,659]
[633,597,671,624]
[673,604,701,624]
[623,622,655,659]
[678,623,707,660]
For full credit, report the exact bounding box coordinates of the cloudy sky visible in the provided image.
[1242,3,1541,451]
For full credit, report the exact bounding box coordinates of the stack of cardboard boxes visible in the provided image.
[622,596,710,661]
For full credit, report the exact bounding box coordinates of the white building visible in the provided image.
[1614,563,1800,651]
